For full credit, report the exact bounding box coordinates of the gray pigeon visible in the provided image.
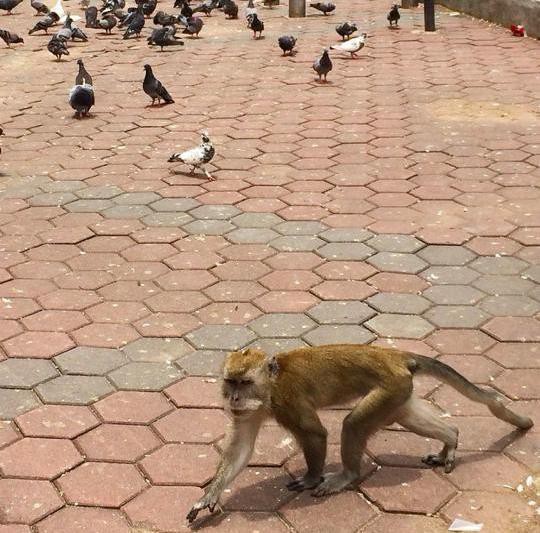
[47,35,68,60]
[0,126,3,155]
[69,60,94,119]
[85,6,98,28]
[98,12,116,34]
[148,25,184,51]
[0,0,23,15]
[122,5,144,39]
[335,21,357,40]
[76,58,93,86]
[313,48,332,82]
[0,28,24,47]
[178,15,203,37]
[309,2,335,15]
[192,0,218,16]
[278,35,296,56]
[28,11,60,35]
[220,0,238,19]
[153,10,176,26]
[143,64,174,105]
[387,4,400,27]
[31,0,49,15]
[168,132,216,180]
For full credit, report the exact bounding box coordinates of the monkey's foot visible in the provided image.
[311,471,357,496]
[422,453,455,473]
[186,493,219,523]
[286,475,323,492]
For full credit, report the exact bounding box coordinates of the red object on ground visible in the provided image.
[510,24,525,36]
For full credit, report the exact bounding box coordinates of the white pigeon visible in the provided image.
[51,0,81,22]
[330,32,367,58]
[168,132,216,180]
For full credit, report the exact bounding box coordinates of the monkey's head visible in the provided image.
[222,348,277,417]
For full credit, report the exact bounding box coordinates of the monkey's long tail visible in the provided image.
[410,354,533,430]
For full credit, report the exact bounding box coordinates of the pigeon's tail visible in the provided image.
[168,153,184,163]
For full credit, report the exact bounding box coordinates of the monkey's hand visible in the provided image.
[186,492,219,523]
[286,475,323,492]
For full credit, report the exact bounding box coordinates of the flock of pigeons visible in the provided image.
[0,0,402,178]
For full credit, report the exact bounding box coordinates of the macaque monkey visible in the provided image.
[187,344,533,522]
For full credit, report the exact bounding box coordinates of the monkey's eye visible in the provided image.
[240,379,253,386]
[223,378,236,385]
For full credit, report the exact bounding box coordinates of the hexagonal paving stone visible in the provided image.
[365,314,435,339]
[480,295,540,316]
[93,390,172,424]
[422,285,485,305]
[139,443,219,485]
[307,301,375,324]
[152,408,227,443]
[57,462,147,507]
[424,306,490,328]
[0,359,58,388]
[367,293,431,314]
[165,377,222,408]
[176,349,228,377]
[318,242,374,261]
[492,369,540,400]
[473,274,535,295]
[368,234,424,253]
[486,342,540,369]
[108,362,183,391]
[426,329,496,354]
[470,256,528,275]
[482,317,540,342]
[122,337,192,363]
[364,514,448,533]
[35,506,132,533]
[2,331,75,359]
[271,235,324,252]
[227,228,280,244]
[249,313,316,338]
[232,212,284,228]
[36,375,115,405]
[0,388,40,419]
[417,245,476,265]
[186,325,256,350]
[0,437,83,479]
[54,347,128,375]
[422,266,480,285]
[304,325,376,345]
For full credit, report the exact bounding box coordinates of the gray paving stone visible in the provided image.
[142,212,193,227]
[422,285,485,305]
[424,306,490,328]
[0,388,40,419]
[42,181,86,193]
[523,265,540,283]
[473,275,535,295]
[365,314,435,339]
[189,205,240,220]
[66,199,114,212]
[0,186,42,199]
[183,220,235,236]
[76,185,123,199]
[123,338,192,363]
[422,266,480,285]
[114,192,161,205]
[249,313,316,338]
[307,301,375,324]
[36,375,115,404]
[101,205,153,219]
[320,228,372,243]
[368,235,424,253]
[470,256,529,275]
[276,221,327,236]
[480,295,540,317]
[186,325,256,350]
[248,337,307,354]
[108,362,183,391]
[175,350,228,376]
[226,228,280,244]
[0,359,58,388]
[150,198,199,212]
[232,212,283,228]
[303,325,375,345]
[367,252,428,274]
[30,192,78,206]
[54,347,128,375]
[318,243,374,261]
[417,245,475,266]
[367,293,431,314]
[271,235,325,252]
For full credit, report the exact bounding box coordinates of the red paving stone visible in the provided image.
[0,0,539,530]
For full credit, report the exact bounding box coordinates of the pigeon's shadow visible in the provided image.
[169,169,209,180]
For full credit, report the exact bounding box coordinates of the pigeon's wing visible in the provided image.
[179,146,205,165]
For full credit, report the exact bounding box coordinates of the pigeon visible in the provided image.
[122,4,144,39]
[55,14,75,40]
[69,60,94,118]
[278,35,296,56]
[136,0,157,18]
[335,21,357,40]
[387,4,400,27]
[263,0,278,7]
[31,0,49,15]
[0,28,24,47]
[143,64,174,105]
[330,32,366,58]
[68,17,89,41]
[309,2,335,15]
[148,26,184,51]
[98,11,116,33]
[247,13,263,39]
[85,6,98,27]
[153,10,176,26]
[176,0,193,18]
[28,12,60,34]
[312,48,332,82]
[244,0,256,19]
[47,34,69,60]
[0,127,3,155]
[168,132,216,180]
[0,0,23,15]
[220,0,238,19]
[192,0,218,16]
[178,15,203,37]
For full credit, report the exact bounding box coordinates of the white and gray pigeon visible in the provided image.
[244,0,256,20]
[69,59,94,118]
[312,48,332,82]
[143,64,174,105]
[168,132,216,180]
[0,0,23,15]
[330,32,367,58]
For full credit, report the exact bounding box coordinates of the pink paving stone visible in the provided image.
[487,342,540,369]
[139,443,219,485]
[363,514,448,533]
[366,272,430,293]
[85,301,150,324]
[280,491,376,533]
[153,408,227,444]
[451,416,523,452]
[437,354,503,383]
[15,405,99,438]
[0,525,32,533]
[204,281,266,302]
[0,420,20,448]
[361,467,456,514]
[315,261,377,281]
[165,377,222,408]
[416,228,471,245]
[0,298,40,320]
[167,251,222,270]
[38,289,101,310]
[75,424,161,462]
[254,291,320,313]
[21,310,90,332]
[311,280,376,301]
[156,270,218,291]
[260,271,321,291]
[245,424,297,467]
[482,317,540,342]
[71,323,139,348]
[426,329,496,354]
[2,331,74,359]
[35,506,132,533]
[0,320,22,341]
[0,479,64,524]
[57,462,147,507]
[493,369,540,400]
[466,236,522,256]
[195,512,290,532]
[122,485,201,532]
[264,252,324,271]
[0,437,83,479]
[93,391,173,424]
[0,280,55,299]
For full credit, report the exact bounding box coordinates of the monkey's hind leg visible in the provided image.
[313,385,411,497]
[395,396,458,473]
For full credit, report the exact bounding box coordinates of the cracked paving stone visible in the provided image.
[0,358,58,388]
[367,293,431,314]
[186,325,256,350]
[417,245,476,266]
[318,242,374,261]
[368,235,424,253]
[0,388,40,419]
[108,362,184,391]
[367,252,428,274]
[303,325,375,345]
[249,313,316,338]
[122,337,192,363]
[307,301,375,324]
[36,375,115,405]
[365,314,435,339]
[54,347,129,376]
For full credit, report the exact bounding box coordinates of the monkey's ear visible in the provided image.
[267,356,279,377]
[240,348,250,356]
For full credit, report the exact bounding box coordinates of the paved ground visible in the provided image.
[0,0,539,531]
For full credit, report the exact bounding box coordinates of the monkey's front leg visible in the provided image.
[187,415,263,523]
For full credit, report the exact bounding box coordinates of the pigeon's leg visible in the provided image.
[189,166,195,175]
[203,166,215,181]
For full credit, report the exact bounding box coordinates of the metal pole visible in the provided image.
[289,0,305,17]
[424,0,436,31]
